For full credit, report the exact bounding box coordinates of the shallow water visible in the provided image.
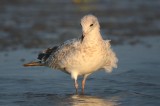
[0,37,160,106]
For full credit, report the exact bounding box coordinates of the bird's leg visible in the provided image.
[71,72,78,94]
[81,78,86,94]
[74,79,78,94]
[81,74,90,94]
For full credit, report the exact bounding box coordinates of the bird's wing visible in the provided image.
[37,46,59,62]
[44,38,81,69]
[103,40,118,72]
[104,40,111,48]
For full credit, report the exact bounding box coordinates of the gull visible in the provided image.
[23,14,118,94]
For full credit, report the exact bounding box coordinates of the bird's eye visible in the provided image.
[90,24,93,27]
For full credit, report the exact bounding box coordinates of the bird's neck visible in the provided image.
[82,30,103,45]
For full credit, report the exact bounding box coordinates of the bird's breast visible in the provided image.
[58,40,107,75]
[70,45,106,74]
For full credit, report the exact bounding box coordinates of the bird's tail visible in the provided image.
[23,61,44,67]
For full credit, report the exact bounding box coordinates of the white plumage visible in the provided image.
[24,14,118,94]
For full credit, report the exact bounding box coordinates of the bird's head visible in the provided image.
[80,14,100,36]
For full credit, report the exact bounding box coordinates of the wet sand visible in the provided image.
[0,0,160,106]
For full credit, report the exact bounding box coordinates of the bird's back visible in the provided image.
[44,38,82,70]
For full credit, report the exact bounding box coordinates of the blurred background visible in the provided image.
[0,0,160,106]
[0,0,159,50]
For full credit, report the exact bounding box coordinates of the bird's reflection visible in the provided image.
[69,95,117,106]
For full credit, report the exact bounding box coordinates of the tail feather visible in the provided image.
[23,61,44,67]
[23,46,58,67]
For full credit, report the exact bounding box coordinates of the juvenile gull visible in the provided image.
[23,14,118,94]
